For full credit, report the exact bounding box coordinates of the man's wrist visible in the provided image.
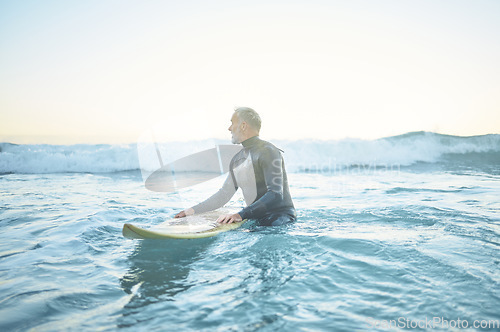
[238,209,248,220]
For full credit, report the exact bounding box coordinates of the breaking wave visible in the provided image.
[1,132,499,174]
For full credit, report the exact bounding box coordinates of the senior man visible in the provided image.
[175,107,295,226]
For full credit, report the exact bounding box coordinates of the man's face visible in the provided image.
[228,113,243,144]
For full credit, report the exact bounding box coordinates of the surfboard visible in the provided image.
[122,209,245,239]
[145,145,242,192]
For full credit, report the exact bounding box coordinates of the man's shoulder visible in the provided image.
[258,139,283,154]
[254,140,284,163]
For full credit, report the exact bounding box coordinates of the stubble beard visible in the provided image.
[231,130,241,144]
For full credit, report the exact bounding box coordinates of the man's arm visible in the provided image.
[175,173,237,218]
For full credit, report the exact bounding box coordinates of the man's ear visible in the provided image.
[240,121,247,131]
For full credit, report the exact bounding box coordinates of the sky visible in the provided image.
[1,0,499,144]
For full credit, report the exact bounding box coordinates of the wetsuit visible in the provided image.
[191,136,296,226]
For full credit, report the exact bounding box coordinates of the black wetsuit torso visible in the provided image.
[191,136,295,226]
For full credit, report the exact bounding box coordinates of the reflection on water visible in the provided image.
[118,238,215,328]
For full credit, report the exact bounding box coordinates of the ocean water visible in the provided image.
[1,132,499,331]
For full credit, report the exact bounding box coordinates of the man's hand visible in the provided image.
[217,213,242,224]
[174,208,194,218]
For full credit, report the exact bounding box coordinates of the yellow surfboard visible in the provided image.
[122,209,245,239]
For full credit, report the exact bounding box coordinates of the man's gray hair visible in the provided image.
[234,107,261,132]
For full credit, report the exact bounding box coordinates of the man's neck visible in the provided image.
[241,131,258,141]
[241,135,259,147]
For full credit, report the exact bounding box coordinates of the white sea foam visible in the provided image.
[1,132,499,174]
[278,132,500,172]
[0,143,139,174]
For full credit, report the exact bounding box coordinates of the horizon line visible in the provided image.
[2,130,500,145]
